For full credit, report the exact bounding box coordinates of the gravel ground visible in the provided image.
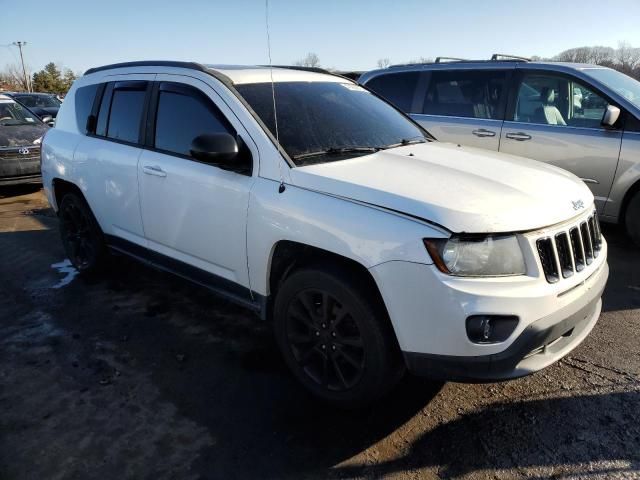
[0,185,639,480]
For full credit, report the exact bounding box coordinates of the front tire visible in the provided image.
[273,266,404,408]
[626,191,640,247]
[58,192,107,274]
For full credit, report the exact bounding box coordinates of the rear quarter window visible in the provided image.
[364,72,421,112]
[74,84,99,133]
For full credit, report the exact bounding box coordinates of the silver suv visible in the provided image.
[359,55,640,246]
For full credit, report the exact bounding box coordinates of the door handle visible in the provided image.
[505,132,532,141]
[472,128,496,138]
[581,178,600,185]
[142,165,167,177]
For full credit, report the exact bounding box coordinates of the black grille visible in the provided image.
[536,238,559,283]
[580,222,593,265]
[537,211,601,283]
[555,232,574,278]
[569,227,585,272]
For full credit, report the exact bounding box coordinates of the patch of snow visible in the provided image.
[51,259,79,289]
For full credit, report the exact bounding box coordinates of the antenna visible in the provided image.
[265,0,285,193]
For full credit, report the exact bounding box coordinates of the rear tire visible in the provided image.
[626,191,640,247]
[58,192,107,274]
[273,265,404,408]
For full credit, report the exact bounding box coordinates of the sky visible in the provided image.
[2,0,640,75]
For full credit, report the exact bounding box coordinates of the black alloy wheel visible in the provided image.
[59,193,105,272]
[285,288,365,391]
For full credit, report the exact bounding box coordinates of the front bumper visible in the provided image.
[369,236,608,382]
[403,264,606,381]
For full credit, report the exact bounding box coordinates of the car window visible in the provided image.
[16,95,59,108]
[423,70,507,119]
[364,72,421,112]
[154,86,234,157]
[513,73,609,129]
[74,84,99,133]
[98,82,147,144]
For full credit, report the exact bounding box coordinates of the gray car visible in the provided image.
[359,55,640,246]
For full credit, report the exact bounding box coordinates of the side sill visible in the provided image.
[104,234,266,317]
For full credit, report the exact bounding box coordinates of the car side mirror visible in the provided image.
[602,105,621,128]
[42,115,54,126]
[190,133,239,166]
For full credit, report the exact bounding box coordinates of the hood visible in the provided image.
[290,142,594,233]
[0,122,48,148]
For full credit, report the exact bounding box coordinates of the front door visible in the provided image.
[137,76,256,294]
[500,71,622,212]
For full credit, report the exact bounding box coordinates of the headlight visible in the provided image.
[424,235,526,276]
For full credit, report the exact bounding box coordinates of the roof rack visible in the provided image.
[490,53,530,62]
[84,60,207,75]
[269,65,332,74]
[434,57,470,63]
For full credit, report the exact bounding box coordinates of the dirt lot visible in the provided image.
[0,185,638,480]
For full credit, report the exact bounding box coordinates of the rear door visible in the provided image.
[499,70,623,212]
[410,68,511,150]
[137,75,256,296]
[73,76,154,247]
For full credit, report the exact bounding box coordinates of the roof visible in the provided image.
[83,60,349,85]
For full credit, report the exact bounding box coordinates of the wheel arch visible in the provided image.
[266,239,403,355]
[620,178,640,228]
[51,178,86,212]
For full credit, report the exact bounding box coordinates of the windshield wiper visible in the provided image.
[380,137,427,150]
[293,146,380,161]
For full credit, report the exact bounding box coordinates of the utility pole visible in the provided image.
[12,41,30,92]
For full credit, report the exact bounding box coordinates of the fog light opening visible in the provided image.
[466,315,519,344]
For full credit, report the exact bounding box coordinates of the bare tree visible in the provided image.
[377,58,391,69]
[616,41,640,75]
[294,52,320,68]
[1,63,30,91]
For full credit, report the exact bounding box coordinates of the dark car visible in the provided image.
[6,92,60,124]
[0,94,48,185]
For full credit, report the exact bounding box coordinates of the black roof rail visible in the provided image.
[84,60,208,75]
[490,53,530,62]
[435,57,470,63]
[268,65,332,74]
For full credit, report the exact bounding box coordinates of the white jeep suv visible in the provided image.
[41,61,609,407]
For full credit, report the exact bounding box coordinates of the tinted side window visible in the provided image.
[74,84,99,133]
[154,88,233,157]
[423,70,507,119]
[365,72,420,112]
[106,88,147,143]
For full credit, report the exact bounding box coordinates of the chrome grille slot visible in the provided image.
[536,238,559,283]
[535,210,602,283]
[555,232,574,278]
[580,222,594,264]
[589,215,602,254]
[569,227,585,272]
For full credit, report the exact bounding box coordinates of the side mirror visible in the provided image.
[190,133,238,165]
[602,105,621,128]
[42,115,54,126]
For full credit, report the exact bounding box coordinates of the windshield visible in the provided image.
[0,99,41,126]
[585,68,640,109]
[235,81,428,166]
[15,94,60,108]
